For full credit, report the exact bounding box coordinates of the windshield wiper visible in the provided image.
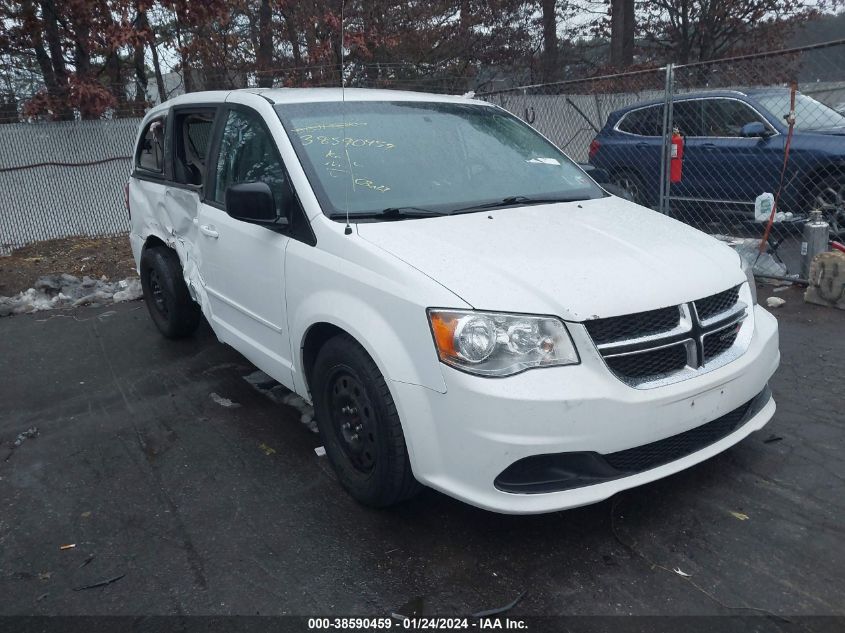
[450,195,588,215]
[329,207,448,221]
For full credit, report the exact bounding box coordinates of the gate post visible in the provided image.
[658,63,675,215]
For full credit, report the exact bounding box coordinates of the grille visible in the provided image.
[605,344,688,380]
[695,286,740,321]
[703,326,740,361]
[584,305,680,345]
[604,397,754,472]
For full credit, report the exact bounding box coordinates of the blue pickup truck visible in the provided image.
[588,89,845,235]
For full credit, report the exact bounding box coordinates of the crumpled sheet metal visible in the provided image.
[142,190,211,317]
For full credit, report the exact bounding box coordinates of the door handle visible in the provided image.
[199,224,219,239]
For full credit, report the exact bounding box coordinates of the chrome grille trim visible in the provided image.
[584,283,754,389]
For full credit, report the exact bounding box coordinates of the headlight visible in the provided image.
[742,259,758,305]
[427,309,579,377]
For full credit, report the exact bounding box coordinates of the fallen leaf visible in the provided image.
[259,443,276,456]
[729,511,750,521]
[80,511,91,518]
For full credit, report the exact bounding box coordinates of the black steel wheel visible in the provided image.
[327,369,378,473]
[311,334,421,507]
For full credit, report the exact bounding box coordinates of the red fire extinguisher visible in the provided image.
[670,128,684,183]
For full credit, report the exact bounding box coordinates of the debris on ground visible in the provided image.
[673,568,692,578]
[13,427,39,446]
[259,443,276,456]
[314,446,326,457]
[764,434,784,444]
[210,392,241,408]
[0,274,143,317]
[243,370,318,433]
[804,251,845,310]
[729,511,750,521]
[59,544,77,550]
[79,555,95,568]
[470,591,526,618]
[73,574,125,592]
[766,296,786,308]
[714,235,789,278]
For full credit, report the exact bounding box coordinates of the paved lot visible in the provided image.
[1,286,843,621]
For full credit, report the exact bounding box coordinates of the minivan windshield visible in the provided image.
[755,93,845,131]
[275,101,605,219]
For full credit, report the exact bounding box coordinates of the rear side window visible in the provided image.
[136,117,166,173]
[617,106,661,136]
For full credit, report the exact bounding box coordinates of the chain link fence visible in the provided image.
[479,40,845,278]
[0,118,139,254]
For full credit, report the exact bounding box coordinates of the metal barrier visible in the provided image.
[0,118,139,254]
[479,40,845,277]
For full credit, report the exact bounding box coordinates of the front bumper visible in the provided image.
[392,305,780,514]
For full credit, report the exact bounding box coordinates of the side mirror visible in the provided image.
[225,182,288,227]
[740,122,769,138]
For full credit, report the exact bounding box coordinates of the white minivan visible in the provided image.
[128,88,780,514]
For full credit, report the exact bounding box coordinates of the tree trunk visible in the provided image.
[280,7,303,85]
[257,0,273,87]
[133,32,148,115]
[541,0,558,82]
[135,6,165,104]
[610,0,634,67]
[39,0,72,119]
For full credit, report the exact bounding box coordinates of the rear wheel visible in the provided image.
[140,246,201,339]
[311,335,421,507]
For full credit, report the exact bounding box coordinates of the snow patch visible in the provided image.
[210,392,241,408]
[0,274,144,317]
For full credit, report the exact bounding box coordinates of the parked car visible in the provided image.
[589,89,845,234]
[128,89,779,514]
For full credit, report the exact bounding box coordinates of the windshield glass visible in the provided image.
[274,101,604,218]
[755,93,845,130]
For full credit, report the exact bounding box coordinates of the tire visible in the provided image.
[610,170,649,207]
[809,176,845,238]
[311,334,421,507]
[140,246,201,339]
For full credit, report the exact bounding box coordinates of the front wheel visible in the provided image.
[311,335,421,507]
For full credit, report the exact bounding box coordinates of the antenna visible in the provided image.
[341,0,352,235]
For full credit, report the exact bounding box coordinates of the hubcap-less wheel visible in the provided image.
[813,181,845,237]
[147,268,169,317]
[327,370,377,473]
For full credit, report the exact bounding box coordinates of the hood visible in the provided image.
[356,197,745,321]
